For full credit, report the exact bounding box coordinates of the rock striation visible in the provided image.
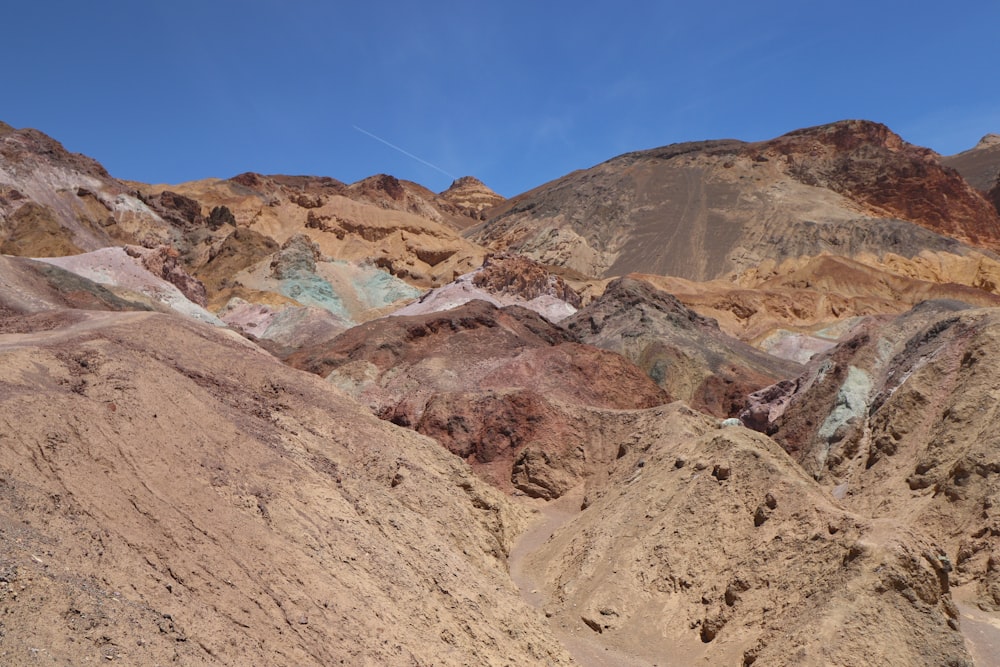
[472,120,1000,280]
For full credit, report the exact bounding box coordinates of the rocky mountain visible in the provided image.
[440,176,506,220]
[471,120,1000,281]
[740,300,1000,621]
[0,123,173,256]
[944,134,1000,193]
[944,134,1000,217]
[565,277,802,417]
[0,270,573,666]
[286,299,669,498]
[6,116,1000,665]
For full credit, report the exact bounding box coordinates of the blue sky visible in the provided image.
[4,1,999,196]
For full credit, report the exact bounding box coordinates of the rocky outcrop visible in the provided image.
[441,176,505,219]
[124,244,208,306]
[144,190,205,229]
[472,253,582,307]
[391,254,582,324]
[769,120,1000,247]
[286,299,669,497]
[523,405,970,666]
[743,301,1000,611]
[196,227,280,293]
[565,277,801,417]
[0,123,172,253]
[472,119,1000,280]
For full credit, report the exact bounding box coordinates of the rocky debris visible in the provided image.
[285,299,668,497]
[143,190,205,229]
[441,176,505,219]
[522,406,971,666]
[474,119,1000,280]
[565,276,801,417]
[472,253,582,307]
[125,244,208,306]
[0,305,573,666]
[742,300,1000,612]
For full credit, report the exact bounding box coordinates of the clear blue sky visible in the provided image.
[4,1,999,197]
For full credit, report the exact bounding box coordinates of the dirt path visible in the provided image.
[957,601,1000,667]
[510,488,660,667]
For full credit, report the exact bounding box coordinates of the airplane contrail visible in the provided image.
[352,125,456,180]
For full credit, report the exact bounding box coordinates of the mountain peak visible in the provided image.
[440,175,504,217]
[778,119,906,151]
[976,133,1000,149]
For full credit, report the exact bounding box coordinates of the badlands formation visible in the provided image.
[3,118,1000,665]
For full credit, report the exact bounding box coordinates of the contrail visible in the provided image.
[352,125,456,180]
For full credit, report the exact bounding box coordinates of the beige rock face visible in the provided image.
[145,172,487,289]
[519,405,970,666]
[0,305,571,666]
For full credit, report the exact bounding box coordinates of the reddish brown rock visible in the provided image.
[768,120,1000,247]
[472,253,582,307]
[125,244,209,307]
[286,299,668,497]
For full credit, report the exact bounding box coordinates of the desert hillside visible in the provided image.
[4,118,1000,664]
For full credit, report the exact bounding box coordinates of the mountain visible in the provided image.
[564,276,802,416]
[5,116,1000,665]
[0,275,571,666]
[742,300,1000,617]
[944,134,1000,193]
[470,120,1000,281]
[944,134,1000,217]
[0,123,173,255]
[286,298,669,498]
[135,170,489,289]
[439,176,505,220]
